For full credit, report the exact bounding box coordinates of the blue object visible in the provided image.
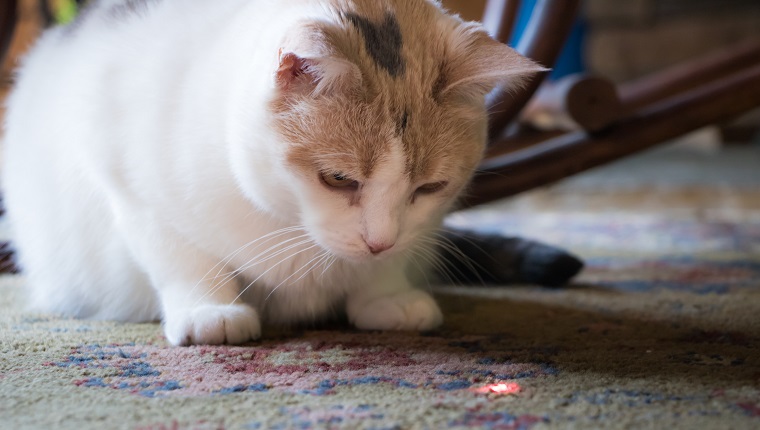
[510,0,587,80]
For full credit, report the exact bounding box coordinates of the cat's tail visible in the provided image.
[432,228,584,287]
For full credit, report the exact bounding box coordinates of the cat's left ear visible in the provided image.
[275,24,363,98]
[275,51,362,96]
[439,24,547,100]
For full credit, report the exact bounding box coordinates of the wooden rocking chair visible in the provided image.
[469,0,760,207]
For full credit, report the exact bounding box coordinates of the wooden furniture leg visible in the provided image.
[486,0,580,140]
[1,0,17,68]
[482,0,520,44]
[519,73,624,133]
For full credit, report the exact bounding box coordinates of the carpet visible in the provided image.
[2,142,760,429]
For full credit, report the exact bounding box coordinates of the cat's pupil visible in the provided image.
[334,174,346,181]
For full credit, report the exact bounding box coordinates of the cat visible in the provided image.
[2,0,550,346]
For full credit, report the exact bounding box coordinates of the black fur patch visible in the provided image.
[397,111,410,135]
[346,12,405,77]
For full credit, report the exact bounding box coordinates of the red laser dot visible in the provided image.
[488,383,521,394]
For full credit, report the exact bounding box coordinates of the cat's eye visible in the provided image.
[415,181,449,196]
[321,172,359,189]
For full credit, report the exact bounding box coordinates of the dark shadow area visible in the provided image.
[429,287,759,390]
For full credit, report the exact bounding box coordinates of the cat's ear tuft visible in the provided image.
[276,51,309,90]
[437,24,547,101]
[275,50,362,97]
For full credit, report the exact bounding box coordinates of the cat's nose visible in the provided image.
[366,241,395,255]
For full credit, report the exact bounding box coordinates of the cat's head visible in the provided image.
[238,1,543,262]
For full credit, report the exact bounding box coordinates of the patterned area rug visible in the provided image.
[2,143,760,429]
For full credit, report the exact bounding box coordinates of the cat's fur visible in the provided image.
[2,0,543,345]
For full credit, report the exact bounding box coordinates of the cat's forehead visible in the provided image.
[274,96,482,183]
[319,0,451,93]
[337,5,480,175]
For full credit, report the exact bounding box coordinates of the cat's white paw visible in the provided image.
[163,304,261,346]
[351,290,443,332]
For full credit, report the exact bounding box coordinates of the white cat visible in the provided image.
[2,0,542,345]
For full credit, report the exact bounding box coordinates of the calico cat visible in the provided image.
[2,0,563,346]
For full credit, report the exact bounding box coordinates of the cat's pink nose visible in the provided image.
[367,241,395,255]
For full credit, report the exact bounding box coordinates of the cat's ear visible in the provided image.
[275,27,362,95]
[438,24,547,100]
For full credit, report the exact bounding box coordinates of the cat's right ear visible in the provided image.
[437,23,547,102]
[275,49,362,97]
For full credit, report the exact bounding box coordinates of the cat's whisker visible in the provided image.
[408,246,441,278]
[421,233,491,286]
[263,250,331,304]
[412,245,460,287]
[234,243,321,305]
[196,237,316,307]
[221,230,310,275]
[438,230,504,271]
[410,251,450,290]
[192,234,313,305]
[422,238,482,277]
[408,252,433,291]
[422,243,482,286]
[319,255,337,279]
[290,251,331,285]
[416,249,454,282]
[228,242,320,306]
[199,232,312,297]
[189,226,306,297]
[231,236,314,275]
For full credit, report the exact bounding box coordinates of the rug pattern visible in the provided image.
[2,214,760,429]
[49,333,559,398]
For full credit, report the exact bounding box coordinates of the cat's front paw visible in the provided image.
[351,290,443,332]
[163,304,261,346]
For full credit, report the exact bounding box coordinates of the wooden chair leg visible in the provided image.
[519,73,624,133]
[482,0,520,44]
[1,0,17,67]
[485,0,581,140]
